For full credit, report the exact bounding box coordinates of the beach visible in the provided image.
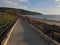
[28,16,60,26]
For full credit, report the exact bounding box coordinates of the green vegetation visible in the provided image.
[0,13,17,26]
[0,13,18,33]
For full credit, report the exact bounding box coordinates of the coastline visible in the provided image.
[28,17,60,26]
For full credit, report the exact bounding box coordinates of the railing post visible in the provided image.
[52,24,54,39]
[0,42,1,45]
[38,22,39,29]
[44,23,45,34]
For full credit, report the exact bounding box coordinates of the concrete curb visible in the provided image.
[2,19,20,45]
[26,23,60,45]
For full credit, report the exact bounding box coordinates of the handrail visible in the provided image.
[0,22,11,42]
[0,22,10,29]
[21,17,60,43]
[0,19,17,45]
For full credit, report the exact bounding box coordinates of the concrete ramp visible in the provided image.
[7,19,52,45]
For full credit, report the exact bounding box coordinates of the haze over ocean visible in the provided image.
[23,15,60,21]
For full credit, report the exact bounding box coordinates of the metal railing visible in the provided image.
[0,19,17,45]
[31,21,60,43]
[21,16,60,43]
[0,21,11,45]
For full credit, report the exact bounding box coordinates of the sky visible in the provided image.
[0,0,60,15]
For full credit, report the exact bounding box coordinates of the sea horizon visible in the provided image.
[23,15,60,21]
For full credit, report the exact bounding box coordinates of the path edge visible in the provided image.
[2,19,19,45]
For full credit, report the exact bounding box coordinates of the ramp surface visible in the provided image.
[7,19,51,45]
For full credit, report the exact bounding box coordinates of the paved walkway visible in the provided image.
[7,19,51,45]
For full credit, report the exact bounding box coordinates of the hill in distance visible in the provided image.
[0,7,42,15]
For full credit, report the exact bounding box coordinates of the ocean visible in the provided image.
[23,15,60,21]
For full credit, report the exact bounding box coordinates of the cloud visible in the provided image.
[55,0,60,7]
[0,0,30,9]
[31,7,60,15]
[55,0,60,1]
[57,4,60,7]
[15,0,29,2]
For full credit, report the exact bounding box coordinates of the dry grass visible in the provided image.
[0,13,17,26]
[0,13,18,32]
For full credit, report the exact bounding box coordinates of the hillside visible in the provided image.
[0,7,42,15]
